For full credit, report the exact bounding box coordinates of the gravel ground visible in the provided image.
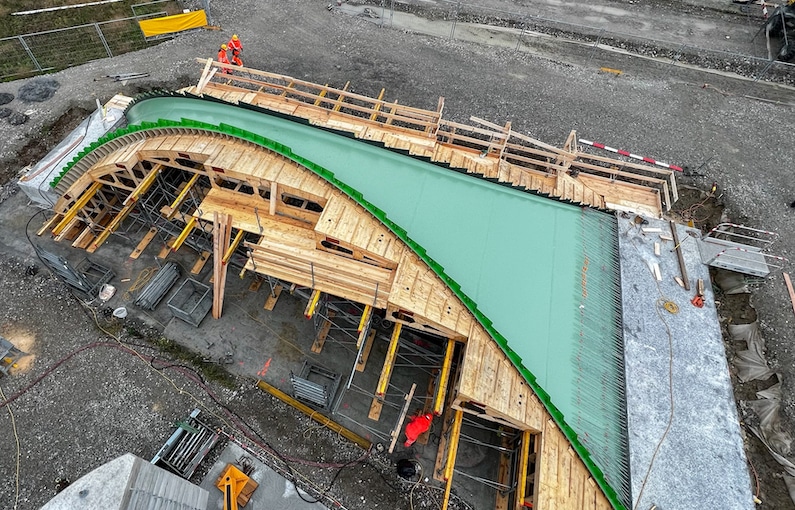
[0,0,794,508]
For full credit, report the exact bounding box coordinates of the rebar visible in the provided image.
[134,261,180,310]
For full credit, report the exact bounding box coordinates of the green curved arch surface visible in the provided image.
[57,93,629,509]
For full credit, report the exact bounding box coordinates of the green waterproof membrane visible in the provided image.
[55,92,630,508]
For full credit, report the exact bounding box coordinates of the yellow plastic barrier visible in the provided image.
[138,10,207,38]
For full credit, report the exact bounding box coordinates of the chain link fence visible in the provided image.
[0,1,174,81]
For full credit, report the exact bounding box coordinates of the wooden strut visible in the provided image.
[389,383,417,453]
[783,273,795,318]
[670,220,690,291]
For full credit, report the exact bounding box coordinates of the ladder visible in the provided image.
[698,223,786,277]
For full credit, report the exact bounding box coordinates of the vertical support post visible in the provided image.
[269,182,278,216]
[304,289,322,319]
[376,323,402,397]
[587,28,605,62]
[95,23,113,58]
[18,35,43,72]
[515,430,532,510]
[449,3,460,40]
[515,18,526,51]
[433,339,455,415]
[202,0,213,26]
[212,212,233,319]
[441,409,463,510]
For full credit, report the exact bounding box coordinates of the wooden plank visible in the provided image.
[212,212,233,319]
[248,276,263,292]
[263,284,283,310]
[368,397,383,421]
[212,212,223,318]
[670,220,690,291]
[157,236,178,259]
[355,329,376,372]
[389,383,417,453]
[71,224,96,249]
[311,311,335,353]
[191,250,211,274]
[784,273,795,318]
[131,227,158,259]
[37,214,62,236]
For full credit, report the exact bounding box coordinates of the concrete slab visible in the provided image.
[617,214,754,510]
[200,442,327,510]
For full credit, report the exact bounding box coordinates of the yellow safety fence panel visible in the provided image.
[138,10,207,38]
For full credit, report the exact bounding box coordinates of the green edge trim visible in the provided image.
[52,110,626,510]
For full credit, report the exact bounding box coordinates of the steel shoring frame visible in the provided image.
[459,432,517,454]
[392,339,445,379]
[460,415,519,438]
[453,468,515,493]
[447,417,521,497]
[333,408,391,443]
[332,380,429,444]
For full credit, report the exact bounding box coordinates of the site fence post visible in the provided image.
[95,22,113,57]
[666,43,686,76]
[18,35,43,72]
[390,0,394,28]
[450,2,460,40]
[587,28,604,63]
[202,0,213,26]
[516,17,526,52]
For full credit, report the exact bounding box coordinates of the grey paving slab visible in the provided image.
[618,214,754,510]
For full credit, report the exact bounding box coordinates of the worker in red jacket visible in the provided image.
[228,34,242,57]
[404,412,433,447]
[217,44,231,74]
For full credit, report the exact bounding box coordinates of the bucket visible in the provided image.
[112,307,128,319]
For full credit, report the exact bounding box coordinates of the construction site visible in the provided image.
[1,0,795,509]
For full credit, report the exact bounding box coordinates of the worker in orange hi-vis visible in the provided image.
[403,412,433,447]
[228,34,242,57]
[217,44,231,74]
